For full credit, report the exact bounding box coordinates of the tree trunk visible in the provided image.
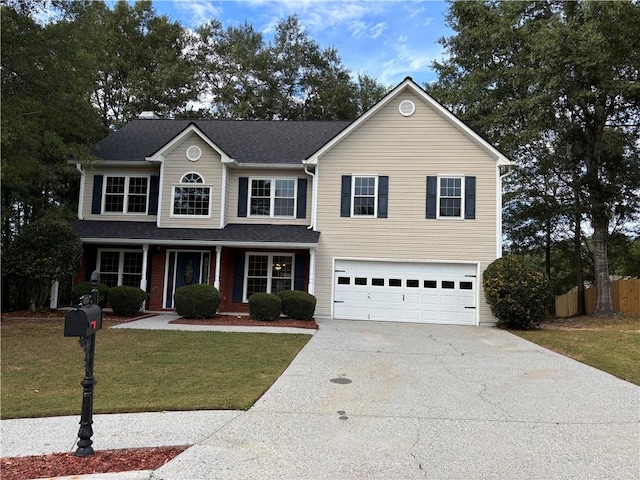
[574,212,585,316]
[592,215,614,315]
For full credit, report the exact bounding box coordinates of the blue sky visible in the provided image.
[150,0,452,87]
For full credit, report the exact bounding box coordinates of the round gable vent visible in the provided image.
[186,145,202,161]
[399,100,415,117]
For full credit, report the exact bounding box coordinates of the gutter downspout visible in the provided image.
[497,165,514,258]
[303,162,316,230]
[76,164,85,220]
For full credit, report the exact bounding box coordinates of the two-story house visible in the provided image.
[71,77,513,325]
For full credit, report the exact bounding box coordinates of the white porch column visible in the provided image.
[49,281,59,310]
[308,247,316,295]
[140,244,149,291]
[214,245,222,289]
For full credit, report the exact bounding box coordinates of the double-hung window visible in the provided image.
[98,250,143,288]
[352,176,377,216]
[172,173,211,217]
[249,179,296,217]
[103,176,148,214]
[244,253,293,300]
[438,177,463,218]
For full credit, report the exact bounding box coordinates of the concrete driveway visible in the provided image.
[153,319,639,480]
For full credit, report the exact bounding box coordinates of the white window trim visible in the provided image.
[97,248,144,287]
[170,171,213,218]
[351,175,378,218]
[436,175,465,220]
[101,175,150,215]
[247,178,297,218]
[242,252,295,302]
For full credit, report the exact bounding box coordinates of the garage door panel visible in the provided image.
[334,260,477,325]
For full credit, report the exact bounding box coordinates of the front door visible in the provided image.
[165,251,208,308]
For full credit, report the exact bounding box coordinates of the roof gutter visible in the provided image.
[78,237,319,249]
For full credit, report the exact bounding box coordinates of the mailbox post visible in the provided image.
[64,271,102,457]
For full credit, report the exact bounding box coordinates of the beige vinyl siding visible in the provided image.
[226,169,312,225]
[314,89,500,323]
[159,134,222,228]
[82,166,158,222]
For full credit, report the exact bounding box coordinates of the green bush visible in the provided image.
[71,281,110,308]
[278,290,316,320]
[108,286,148,317]
[174,284,221,319]
[483,256,551,329]
[248,293,282,321]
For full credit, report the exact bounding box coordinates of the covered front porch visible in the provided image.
[71,220,320,313]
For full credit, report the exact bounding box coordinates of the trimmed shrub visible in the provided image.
[174,284,221,319]
[71,281,110,308]
[278,290,317,320]
[248,293,282,321]
[108,286,148,317]
[483,256,551,329]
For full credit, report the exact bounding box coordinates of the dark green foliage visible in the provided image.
[278,290,316,320]
[174,284,221,319]
[248,293,282,321]
[70,281,110,308]
[108,286,148,317]
[1,216,83,311]
[483,256,551,330]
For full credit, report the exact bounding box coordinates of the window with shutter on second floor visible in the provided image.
[103,176,149,214]
[250,178,296,217]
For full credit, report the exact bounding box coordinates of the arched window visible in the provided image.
[172,172,211,216]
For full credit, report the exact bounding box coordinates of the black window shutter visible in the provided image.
[92,175,104,214]
[426,176,437,219]
[238,177,248,217]
[149,176,160,215]
[340,175,352,217]
[465,176,476,220]
[297,178,307,219]
[232,253,245,303]
[294,254,305,291]
[377,176,389,218]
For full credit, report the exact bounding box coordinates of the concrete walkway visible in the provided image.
[2,318,638,479]
[153,319,639,480]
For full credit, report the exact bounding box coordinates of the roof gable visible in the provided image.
[305,77,513,167]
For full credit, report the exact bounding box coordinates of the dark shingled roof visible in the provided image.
[72,220,321,245]
[90,119,351,164]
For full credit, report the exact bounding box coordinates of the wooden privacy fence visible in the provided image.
[555,279,640,317]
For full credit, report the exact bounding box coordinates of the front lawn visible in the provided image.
[511,315,639,385]
[1,317,311,419]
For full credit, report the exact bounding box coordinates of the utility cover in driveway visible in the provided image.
[333,260,477,325]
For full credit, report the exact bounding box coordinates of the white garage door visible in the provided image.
[333,260,477,325]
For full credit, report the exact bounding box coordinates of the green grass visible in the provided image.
[511,316,640,385]
[1,318,311,419]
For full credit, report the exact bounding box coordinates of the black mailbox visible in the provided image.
[64,305,102,337]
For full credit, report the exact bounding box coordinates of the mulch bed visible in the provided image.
[1,446,187,480]
[170,315,318,330]
[1,310,157,324]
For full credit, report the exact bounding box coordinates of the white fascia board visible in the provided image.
[79,237,318,249]
[228,162,305,170]
[145,124,232,163]
[307,77,514,167]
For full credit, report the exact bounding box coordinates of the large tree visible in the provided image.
[430,0,640,315]
[1,3,103,243]
[65,0,199,129]
[196,15,359,120]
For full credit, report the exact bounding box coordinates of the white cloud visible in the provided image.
[369,22,387,39]
[173,0,222,27]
